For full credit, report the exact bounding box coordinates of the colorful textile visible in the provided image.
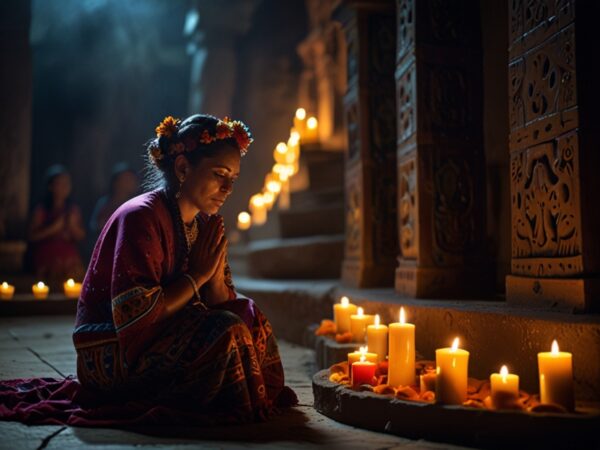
[1,189,295,427]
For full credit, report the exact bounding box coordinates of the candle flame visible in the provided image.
[500,365,509,383]
[290,130,300,142]
[307,117,318,129]
[359,346,367,355]
[37,281,45,289]
[66,279,75,287]
[451,337,459,352]
[357,307,364,316]
[374,314,380,327]
[400,307,406,324]
[551,340,559,354]
[2,282,7,288]
[276,142,288,154]
[295,108,306,120]
[341,296,349,307]
[250,194,264,207]
[359,354,366,363]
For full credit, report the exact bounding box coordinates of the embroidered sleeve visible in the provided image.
[110,208,166,364]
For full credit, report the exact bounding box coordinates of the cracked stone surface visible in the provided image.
[0,315,470,449]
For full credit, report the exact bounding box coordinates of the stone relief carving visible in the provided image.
[398,158,417,259]
[345,171,362,259]
[396,65,415,143]
[433,156,475,261]
[396,0,414,62]
[345,98,359,161]
[511,131,580,263]
[510,24,577,133]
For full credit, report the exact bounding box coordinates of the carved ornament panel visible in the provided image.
[396,64,416,143]
[396,0,414,63]
[510,131,581,273]
[398,157,418,259]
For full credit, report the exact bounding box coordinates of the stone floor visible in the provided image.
[0,315,470,450]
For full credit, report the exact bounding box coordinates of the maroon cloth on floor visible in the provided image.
[0,376,297,427]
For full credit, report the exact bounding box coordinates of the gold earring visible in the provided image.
[176,177,184,199]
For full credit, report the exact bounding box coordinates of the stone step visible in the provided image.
[278,203,345,238]
[246,234,344,279]
[290,186,344,209]
[301,149,344,191]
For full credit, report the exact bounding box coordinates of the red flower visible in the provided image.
[199,129,215,145]
[216,122,233,139]
[231,121,253,154]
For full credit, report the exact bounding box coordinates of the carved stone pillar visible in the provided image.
[394,0,490,298]
[506,1,600,312]
[336,0,398,288]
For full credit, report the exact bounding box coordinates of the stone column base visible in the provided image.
[506,275,600,313]
[395,261,492,299]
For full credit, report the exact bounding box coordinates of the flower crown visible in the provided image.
[148,115,253,165]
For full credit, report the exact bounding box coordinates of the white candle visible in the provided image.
[32,281,49,300]
[249,194,267,225]
[237,211,251,230]
[1,281,15,300]
[350,307,374,343]
[388,307,416,387]
[435,337,469,405]
[305,116,318,143]
[333,296,357,334]
[367,314,388,363]
[490,365,519,408]
[538,340,574,411]
[293,108,307,137]
[63,278,82,299]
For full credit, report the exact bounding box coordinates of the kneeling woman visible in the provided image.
[73,114,295,422]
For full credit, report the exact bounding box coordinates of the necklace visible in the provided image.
[183,219,199,251]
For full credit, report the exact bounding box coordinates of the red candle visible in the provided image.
[351,355,376,389]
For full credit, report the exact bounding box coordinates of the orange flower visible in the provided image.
[155,116,180,138]
[148,143,163,165]
[199,129,215,145]
[231,121,253,154]
[216,121,233,139]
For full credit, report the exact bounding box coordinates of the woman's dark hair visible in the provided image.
[42,164,72,210]
[142,114,239,192]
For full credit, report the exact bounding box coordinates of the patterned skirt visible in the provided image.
[76,299,288,423]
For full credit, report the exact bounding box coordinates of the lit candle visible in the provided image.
[32,281,49,300]
[351,354,376,389]
[350,307,375,343]
[388,307,416,387]
[237,211,251,230]
[347,346,378,367]
[435,337,469,405]
[63,278,82,299]
[305,116,318,143]
[538,340,574,411]
[333,296,357,334]
[249,194,267,226]
[490,365,519,408]
[262,190,276,210]
[273,142,289,165]
[265,173,282,195]
[366,314,388,363]
[293,108,307,137]
[1,281,15,300]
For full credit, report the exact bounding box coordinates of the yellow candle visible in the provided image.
[1,281,15,300]
[388,307,416,387]
[350,307,375,343]
[490,365,519,408]
[293,108,307,137]
[32,281,49,300]
[273,142,289,165]
[435,337,469,405]
[63,278,82,299]
[304,116,318,143]
[367,314,388,363]
[237,211,251,230]
[249,194,267,226]
[333,296,357,334]
[538,340,574,411]
[348,346,378,367]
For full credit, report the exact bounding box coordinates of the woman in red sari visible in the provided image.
[72,114,296,423]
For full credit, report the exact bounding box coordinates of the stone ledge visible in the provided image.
[312,369,600,449]
[0,295,77,316]
[238,278,600,402]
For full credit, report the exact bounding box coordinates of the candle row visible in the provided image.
[334,297,575,411]
[0,279,82,300]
